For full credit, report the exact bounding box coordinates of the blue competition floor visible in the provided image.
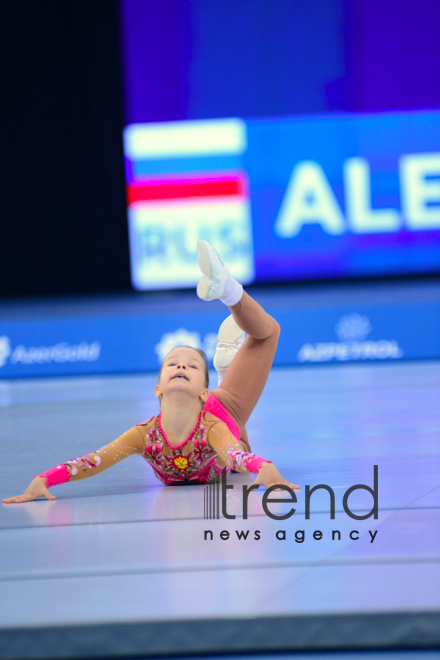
[0,361,439,659]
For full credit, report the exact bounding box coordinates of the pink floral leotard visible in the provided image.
[36,393,272,488]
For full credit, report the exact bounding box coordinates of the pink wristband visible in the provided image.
[35,465,70,488]
[245,456,272,473]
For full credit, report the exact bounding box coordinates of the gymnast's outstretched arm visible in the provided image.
[2,426,146,503]
[208,422,299,490]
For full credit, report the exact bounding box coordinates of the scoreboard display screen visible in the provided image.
[119,1,440,290]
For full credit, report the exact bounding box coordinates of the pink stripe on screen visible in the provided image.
[127,177,244,204]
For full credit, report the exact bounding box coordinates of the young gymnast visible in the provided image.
[3,241,299,503]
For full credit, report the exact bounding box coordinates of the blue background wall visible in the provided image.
[119,0,440,123]
[120,0,346,122]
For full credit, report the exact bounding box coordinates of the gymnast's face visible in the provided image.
[155,347,209,406]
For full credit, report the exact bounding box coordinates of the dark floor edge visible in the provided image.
[1,611,439,660]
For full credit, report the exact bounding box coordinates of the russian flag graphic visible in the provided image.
[123,119,255,291]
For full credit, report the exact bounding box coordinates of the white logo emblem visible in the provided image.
[297,313,403,363]
[335,314,372,341]
[155,329,202,362]
[0,336,11,367]
[155,328,218,363]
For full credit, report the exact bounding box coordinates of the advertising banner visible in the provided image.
[1,291,439,378]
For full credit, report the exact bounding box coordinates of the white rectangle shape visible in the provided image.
[128,197,255,290]
[124,118,247,160]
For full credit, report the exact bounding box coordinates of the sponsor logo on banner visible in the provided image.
[297,313,403,363]
[0,336,12,367]
[155,329,218,362]
[0,338,101,368]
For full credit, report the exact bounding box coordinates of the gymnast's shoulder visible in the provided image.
[201,410,227,428]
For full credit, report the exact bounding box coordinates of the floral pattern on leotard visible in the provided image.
[225,448,252,471]
[140,419,224,484]
[62,453,102,476]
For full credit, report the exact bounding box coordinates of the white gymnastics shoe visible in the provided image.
[214,314,246,386]
[196,240,243,306]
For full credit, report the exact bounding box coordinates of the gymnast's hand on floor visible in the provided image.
[2,477,56,504]
[253,462,300,491]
